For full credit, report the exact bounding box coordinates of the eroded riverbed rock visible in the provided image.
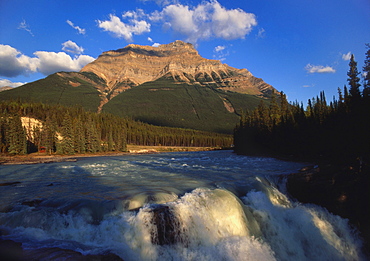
[286,158,370,255]
[146,205,187,246]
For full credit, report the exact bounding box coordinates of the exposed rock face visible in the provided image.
[0,86,13,92]
[286,159,370,254]
[81,40,275,105]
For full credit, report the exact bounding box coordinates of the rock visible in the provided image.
[80,40,276,106]
[147,205,186,246]
[286,160,370,255]
[0,182,21,187]
[0,239,24,260]
[21,199,43,207]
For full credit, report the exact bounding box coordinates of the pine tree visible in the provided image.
[57,114,74,154]
[7,116,27,155]
[363,43,370,100]
[347,54,361,102]
[42,118,57,154]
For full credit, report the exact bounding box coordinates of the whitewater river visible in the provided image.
[0,150,366,260]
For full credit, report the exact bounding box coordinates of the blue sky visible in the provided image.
[1,0,369,104]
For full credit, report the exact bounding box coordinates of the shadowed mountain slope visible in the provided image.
[0,41,277,133]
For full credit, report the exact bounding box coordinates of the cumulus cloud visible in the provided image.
[62,40,84,54]
[305,64,336,74]
[155,1,257,43]
[34,52,94,75]
[0,78,26,88]
[66,20,86,35]
[97,13,151,42]
[342,52,351,61]
[0,44,38,77]
[98,1,256,44]
[0,44,95,77]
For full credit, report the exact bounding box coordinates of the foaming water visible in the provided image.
[0,150,366,260]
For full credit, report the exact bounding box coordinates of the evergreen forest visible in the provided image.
[234,45,370,163]
[0,102,232,155]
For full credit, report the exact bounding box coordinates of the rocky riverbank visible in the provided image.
[286,157,370,256]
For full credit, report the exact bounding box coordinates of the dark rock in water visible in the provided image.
[0,182,21,187]
[0,239,24,260]
[286,158,370,256]
[25,248,123,261]
[148,205,186,246]
[21,199,43,207]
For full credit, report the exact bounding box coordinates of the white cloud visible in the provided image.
[0,44,95,77]
[148,37,153,42]
[342,52,351,61]
[153,1,257,43]
[62,40,84,54]
[152,43,161,47]
[305,64,336,74]
[214,45,226,52]
[97,13,151,42]
[66,20,86,35]
[18,19,34,36]
[99,1,256,44]
[0,78,26,88]
[213,45,229,61]
[34,52,94,75]
[0,44,38,77]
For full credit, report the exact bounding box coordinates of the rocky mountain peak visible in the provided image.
[80,41,276,109]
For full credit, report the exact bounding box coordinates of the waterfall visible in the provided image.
[0,151,366,260]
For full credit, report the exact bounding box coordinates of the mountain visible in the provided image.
[0,41,278,133]
[0,86,13,92]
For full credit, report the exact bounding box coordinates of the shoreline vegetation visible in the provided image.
[0,145,224,165]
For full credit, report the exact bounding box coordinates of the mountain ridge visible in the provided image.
[0,41,278,133]
[80,40,276,110]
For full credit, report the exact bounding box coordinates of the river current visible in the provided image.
[0,150,366,260]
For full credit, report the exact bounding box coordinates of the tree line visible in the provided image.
[234,44,370,162]
[0,102,232,155]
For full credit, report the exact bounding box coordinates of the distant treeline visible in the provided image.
[234,45,370,162]
[0,101,232,155]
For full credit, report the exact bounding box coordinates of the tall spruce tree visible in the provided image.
[7,116,27,155]
[58,114,75,154]
[347,54,361,103]
[363,43,370,100]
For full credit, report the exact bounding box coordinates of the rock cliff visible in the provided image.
[81,40,275,105]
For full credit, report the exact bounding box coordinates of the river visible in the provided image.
[0,150,366,260]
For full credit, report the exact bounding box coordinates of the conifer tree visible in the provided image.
[42,118,57,154]
[57,114,74,154]
[363,43,370,100]
[7,116,27,155]
[347,54,361,102]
